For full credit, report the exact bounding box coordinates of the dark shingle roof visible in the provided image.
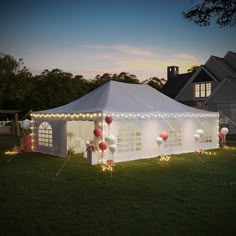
[161,72,193,99]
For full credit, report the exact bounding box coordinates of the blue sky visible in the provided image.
[1,0,236,80]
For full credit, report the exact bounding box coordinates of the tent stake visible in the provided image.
[56,154,72,176]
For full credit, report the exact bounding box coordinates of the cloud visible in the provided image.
[81,44,154,56]
[118,57,202,79]
[172,53,199,61]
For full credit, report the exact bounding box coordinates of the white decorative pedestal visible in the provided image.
[87,151,98,165]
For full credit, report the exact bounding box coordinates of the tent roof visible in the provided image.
[33,81,215,114]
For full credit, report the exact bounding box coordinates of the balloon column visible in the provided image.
[194,129,204,152]
[103,116,116,176]
[156,131,168,157]
[104,134,116,177]
[99,141,108,163]
[219,127,229,144]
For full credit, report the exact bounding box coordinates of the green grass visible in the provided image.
[1,135,236,235]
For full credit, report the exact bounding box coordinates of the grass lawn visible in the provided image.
[1,135,236,235]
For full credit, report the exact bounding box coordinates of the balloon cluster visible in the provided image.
[156,131,168,145]
[219,127,229,139]
[104,116,116,154]
[93,116,117,155]
[194,129,204,142]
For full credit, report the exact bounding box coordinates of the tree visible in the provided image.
[187,66,200,73]
[34,69,75,109]
[183,0,236,27]
[142,77,166,90]
[0,53,32,114]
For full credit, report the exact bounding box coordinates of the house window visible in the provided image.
[164,123,182,148]
[194,82,211,98]
[117,124,141,153]
[38,122,53,147]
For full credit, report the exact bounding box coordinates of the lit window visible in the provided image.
[164,123,182,148]
[194,82,211,98]
[38,122,53,147]
[195,84,200,98]
[117,124,141,153]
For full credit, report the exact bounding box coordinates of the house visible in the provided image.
[161,66,194,99]
[162,51,236,134]
[31,81,219,164]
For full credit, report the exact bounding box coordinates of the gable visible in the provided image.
[192,69,214,83]
[176,66,219,101]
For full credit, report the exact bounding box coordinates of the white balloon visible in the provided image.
[194,133,200,142]
[105,135,116,145]
[221,127,229,135]
[22,119,31,129]
[196,129,204,137]
[109,144,116,154]
[156,137,163,145]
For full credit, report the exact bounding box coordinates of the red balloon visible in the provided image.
[160,131,168,141]
[105,116,112,125]
[93,128,102,137]
[99,141,108,151]
[219,132,225,139]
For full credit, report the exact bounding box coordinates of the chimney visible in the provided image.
[167,66,179,80]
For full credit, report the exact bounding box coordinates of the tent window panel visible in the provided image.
[199,121,212,143]
[164,123,182,148]
[117,124,142,153]
[38,122,53,147]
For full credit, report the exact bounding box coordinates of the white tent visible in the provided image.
[31,81,219,164]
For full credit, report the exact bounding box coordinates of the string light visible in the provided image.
[31,112,219,121]
[158,155,171,161]
[4,150,18,155]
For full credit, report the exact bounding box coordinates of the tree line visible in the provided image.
[0,53,166,118]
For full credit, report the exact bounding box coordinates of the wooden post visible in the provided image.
[15,112,20,137]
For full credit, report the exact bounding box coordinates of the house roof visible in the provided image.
[205,54,236,82]
[161,72,193,99]
[0,110,20,114]
[175,51,236,101]
[33,81,214,115]
[224,51,236,71]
